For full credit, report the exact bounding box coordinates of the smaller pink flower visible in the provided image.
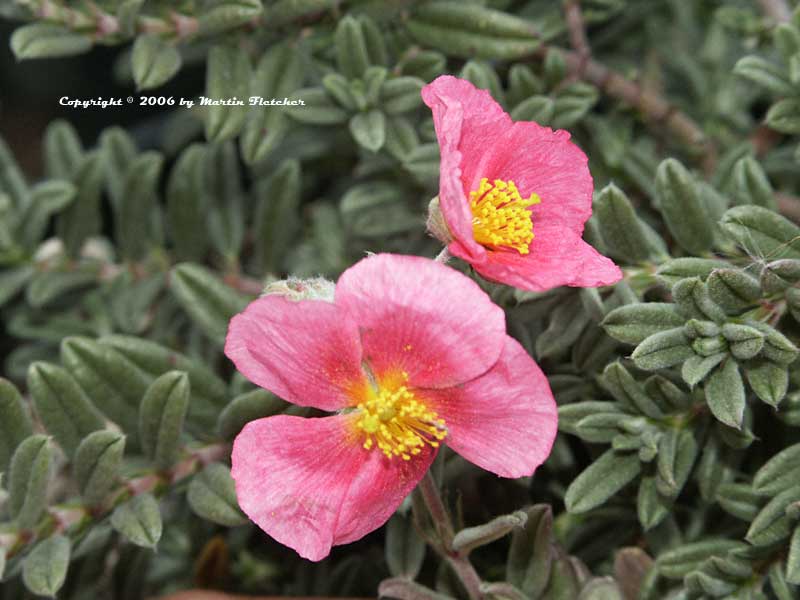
[422,75,622,292]
[225,254,557,561]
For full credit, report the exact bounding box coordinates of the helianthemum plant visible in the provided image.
[225,253,557,560]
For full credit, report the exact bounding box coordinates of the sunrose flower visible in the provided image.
[422,75,622,292]
[225,254,557,561]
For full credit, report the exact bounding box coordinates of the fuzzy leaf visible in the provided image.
[139,371,190,469]
[506,505,553,598]
[655,159,715,254]
[565,450,641,513]
[132,34,181,91]
[9,434,52,529]
[74,430,126,505]
[22,535,71,597]
[754,443,800,495]
[0,377,33,472]
[721,205,800,260]
[217,389,286,441]
[111,493,163,548]
[747,485,800,546]
[386,513,426,579]
[11,24,91,59]
[631,328,694,371]
[187,462,247,526]
[205,45,251,142]
[602,303,685,344]
[705,359,746,429]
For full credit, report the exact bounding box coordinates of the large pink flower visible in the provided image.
[422,75,622,292]
[225,254,557,561]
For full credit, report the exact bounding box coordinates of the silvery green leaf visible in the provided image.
[386,512,426,579]
[565,450,641,513]
[187,462,247,526]
[139,371,190,469]
[9,434,52,529]
[22,535,70,597]
[0,377,33,472]
[131,34,181,91]
[705,359,745,429]
[74,430,125,505]
[111,493,163,549]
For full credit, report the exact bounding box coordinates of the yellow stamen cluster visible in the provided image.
[355,383,446,460]
[469,178,540,254]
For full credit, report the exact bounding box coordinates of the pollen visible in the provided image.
[469,178,540,255]
[355,381,446,461]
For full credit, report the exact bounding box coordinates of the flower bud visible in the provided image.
[263,276,335,302]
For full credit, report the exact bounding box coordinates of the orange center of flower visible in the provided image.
[469,178,540,255]
[355,377,446,460]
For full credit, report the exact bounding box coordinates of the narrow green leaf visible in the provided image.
[733,156,776,209]
[0,378,33,472]
[506,505,553,598]
[56,151,103,256]
[656,540,744,579]
[22,535,70,597]
[187,462,247,526]
[733,55,794,95]
[74,430,126,505]
[111,493,163,548]
[198,0,263,35]
[139,371,190,469]
[453,511,527,555]
[631,328,694,371]
[335,16,370,78]
[754,443,800,495]
[169,263,250,344]
[166,144,209,261]
[705,359,746,429]
[27,362,104,458]
[747,485,800,546]
[565,450,641,513]
[602,303,685,344]
[349,109,386,152]
[116,151,164,260]
[706,268,761,314]
[656,258,731,286]
[593,184,654,263]
[254,159,301,272]
[655,159,715,254]
[9,434,52,529]
[766,99,800,134]
[721,205,800,260]
[386,513,426,579]
[11,23,91,59]
[787,526,800,584]
[132,34,181,91]
[205,45,251,142]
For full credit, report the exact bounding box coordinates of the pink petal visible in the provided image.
[231,414,433,561]
[451,224,622,292]
[425,336,557,478]
[474,121,595,235]
[422,76,508,261]
[335,254,506,388]
[225,295,365,410]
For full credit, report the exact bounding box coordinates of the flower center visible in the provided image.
[469,178,540,255]
[355,381,446,460]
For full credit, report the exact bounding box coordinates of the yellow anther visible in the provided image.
[355,379,446,460]
[469,178,540,254]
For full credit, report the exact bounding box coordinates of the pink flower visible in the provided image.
[225,254,557,561]
[422,75,622,292]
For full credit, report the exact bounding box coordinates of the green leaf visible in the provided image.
[558,401,622,437]
[705,359,746,429]
[577,577,623,600]
[510,95,554,124]
[205,45,251,142]
[787,526,800,584]
[240,41,304,164]
[747,485,800,546]
[27,362,104,458]
[721,205,800,260]
[706,268,761,314]
[217,389,286,440]
[187,462,247,526]
[285,87,349,124]
[716,482,761,521]
[335,16,371,78]
[254,159,301,272]
[754,443,800,495]
[382,77,425,114]
[56,151,104,256]
[99,126,137,211]
[766,98,800,134]
[340,181,418,238]
[655,158,715,255]
[116,151,164,260]
[637,475,671,531]
[0,377,32,472]
[349,109,386,152]
[111,493,163,548]
[131,34,181,91]
[11,23,91,59]
[761,259,800,293]
[631,328,694,371]
[672,277,726,322]
[139,371,190,469]
[656,428,698,498]
[721,323,765,360]
[386,513,426,579]
[18,179,76,248]
[733,55,794,95]
[599,362,663,418]
[733,156,776,209]
[602,303,686,344]
[656,540,744,579]
[750,321,799,365]
[197,0,263,35]
[593,184,655,263]
[656,258,731,286]
[166,144,209,261]
[26,261,101,308]
[0,134,30,211]
[61,336,150,436]
[746,361,788,407]
[407,2,541,60]
[22,535,71,597]
[681,353,726,387]
[74,430,126,505]
[565,450,641,513]
[9,434,52,529]
[0,265,35,308]
[100,335,226,408]
[169,263,250,344]
[506,505,553,598]
[452,511,527,555]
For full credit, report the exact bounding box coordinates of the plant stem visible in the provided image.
[416,471,484,600]
[563,0,590,65]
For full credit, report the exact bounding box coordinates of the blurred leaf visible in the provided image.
[9,434,52,529]
[187,462,247,526]
[132,34,181,91]
[74,430,126,505]
[205,45,251,142]
[0,378,32,473]
[11,23,91,59]
[111,493,163,549]
[386,512,426,579]
[22,535,70,597]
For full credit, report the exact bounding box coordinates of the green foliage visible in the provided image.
[3,0,800,598]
